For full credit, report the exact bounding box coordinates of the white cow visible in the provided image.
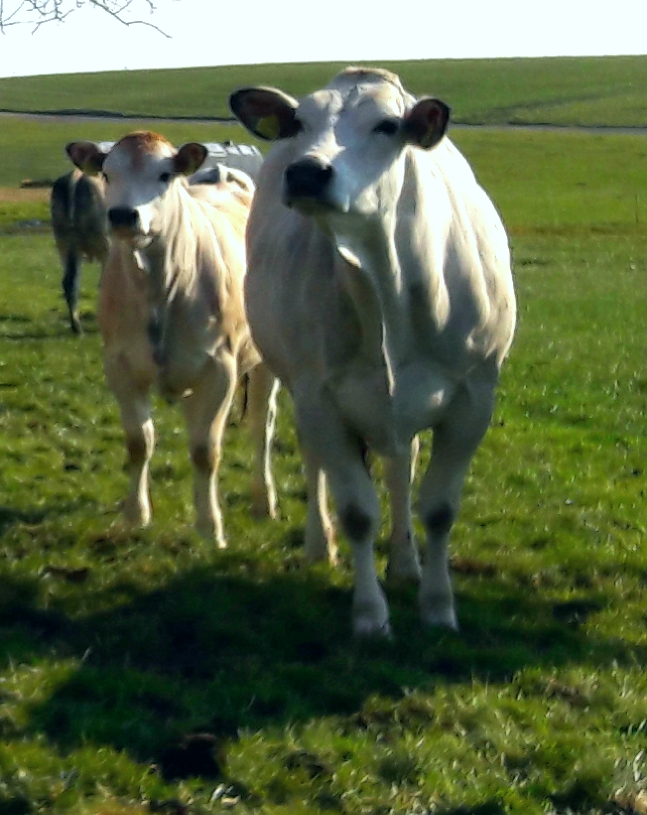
[230,67,516,635]
[66,131,277,546]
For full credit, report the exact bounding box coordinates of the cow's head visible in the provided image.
[230,68,449,219]
[66,132,208,244]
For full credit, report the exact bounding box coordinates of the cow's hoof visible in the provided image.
[304,537,338,567]
[122,502,151,528]
[352,597,392,638]
[420,603,459,631]
[354,617,393,638]
[385,558,421,586]
[250,492,277,521]
[353,620,393,641]
[196,521,227,549]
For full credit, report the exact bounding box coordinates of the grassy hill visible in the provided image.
[1,55,647,126]
[0,55,645,815]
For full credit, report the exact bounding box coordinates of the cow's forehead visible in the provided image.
[107,131,175,171]
[303,71,411,120]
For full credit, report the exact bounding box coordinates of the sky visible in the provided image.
[0,0,645,79]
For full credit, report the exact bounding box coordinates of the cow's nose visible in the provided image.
[284,156,334,201]
[108,207,139,232]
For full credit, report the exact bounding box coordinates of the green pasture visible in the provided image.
[2,54,647,126]
[3,121,647,237]
[0,117,242,189]
[0,90,644,813]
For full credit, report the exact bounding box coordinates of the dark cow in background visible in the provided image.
[50,167,108,334]
[50,141,264,334]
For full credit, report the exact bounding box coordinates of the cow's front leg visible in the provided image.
[296,390,388,636]
[245,362,279,519]
[301,446,337,565]
[384,437,421,584]
[417,383,496,629]
[183,353,237,547]
[105,356,155,527]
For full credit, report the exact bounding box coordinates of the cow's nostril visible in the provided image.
[108,207,139,230]
[285,157,333,199]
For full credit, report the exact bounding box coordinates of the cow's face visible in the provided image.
[66,132,207,244]
[230,69,449,220]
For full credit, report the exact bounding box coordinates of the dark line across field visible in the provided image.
[3,109,647,137]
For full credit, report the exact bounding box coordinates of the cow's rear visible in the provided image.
[50,168,108,334]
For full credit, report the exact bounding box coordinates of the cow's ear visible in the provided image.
[229,87,300,141]
[402,99,450,150]
[66,141,106,174]
[175,143,208,175]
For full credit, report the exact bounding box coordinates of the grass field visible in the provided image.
[2,54,647,126]
[0,62,645,815]
[0,117,242,189]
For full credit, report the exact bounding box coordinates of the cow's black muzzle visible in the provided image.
[108,207,140,232]
[284,156,333,204]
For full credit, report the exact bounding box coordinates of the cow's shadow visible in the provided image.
[1,537,642,773]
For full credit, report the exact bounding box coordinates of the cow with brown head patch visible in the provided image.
[66,131,277,544]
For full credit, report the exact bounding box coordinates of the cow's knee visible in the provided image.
[425,503,455,538]
[127,435,149,466]
[339,502,374,542]
[191,442,216,474]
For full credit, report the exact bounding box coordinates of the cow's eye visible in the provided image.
[159,172,172,183]
[373,119,400,136]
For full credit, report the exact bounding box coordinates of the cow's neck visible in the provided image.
[134,238,179,364]
[332,211,410,372]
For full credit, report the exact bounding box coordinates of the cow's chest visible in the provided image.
[100,275,211,401]
[330,359,456,454]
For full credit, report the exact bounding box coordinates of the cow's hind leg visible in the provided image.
[245,363,279,520]
[62,251,82,334]
[417,382,496,629]
[105,357,155,527]
[182,353,237,547]
[296,392,387,635]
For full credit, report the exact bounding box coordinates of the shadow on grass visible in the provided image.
[0,549,642,768]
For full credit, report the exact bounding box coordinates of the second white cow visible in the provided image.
[230,67,516,635]
[67,131,277,546]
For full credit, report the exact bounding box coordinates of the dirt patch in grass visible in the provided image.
[0,187,49,203]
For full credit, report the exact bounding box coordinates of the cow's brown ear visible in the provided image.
[229,87,300,141]
[66,141,106,174]
[403,99,450,150]
[175,143,208,175]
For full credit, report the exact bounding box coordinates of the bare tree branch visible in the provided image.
[0,0,170,36]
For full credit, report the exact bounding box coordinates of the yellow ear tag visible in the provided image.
[256,115,281,140]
